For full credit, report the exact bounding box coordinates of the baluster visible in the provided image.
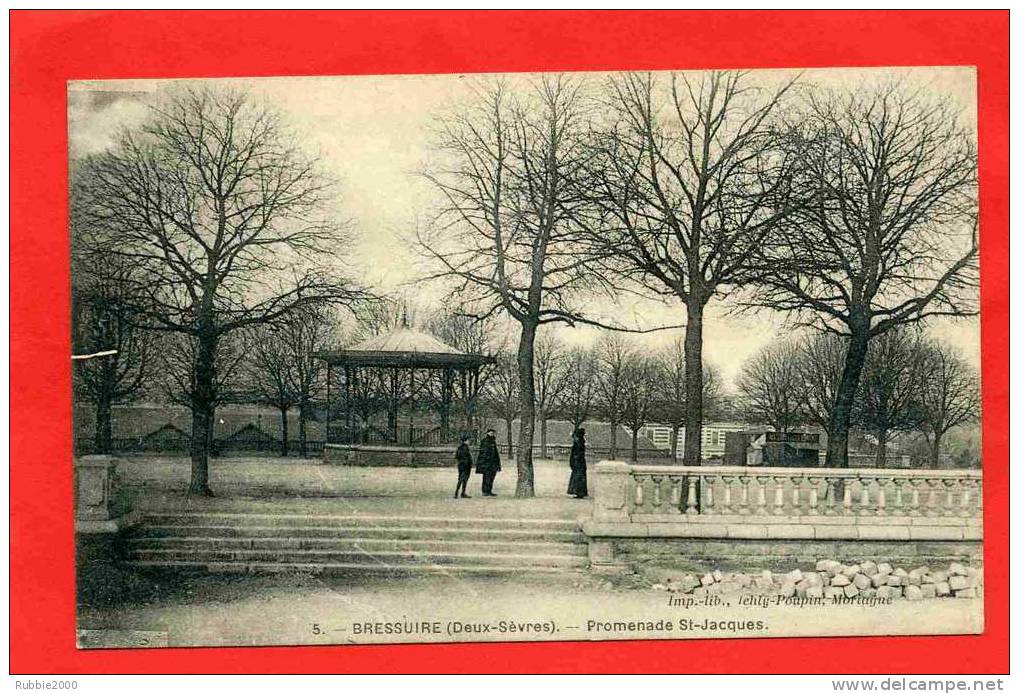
[875,478,888,516]
[789,476,802,516]
[755,476,769,515]
[686,475,699,516]
[942,480,956,516]
[651,475,663,508]
[720,476,735,514]
[807,477,821,516]
[634,476,645,508]
[909,479,922,516]
[842,477,853,515]
[858,477,872,516]
[772,476,786,516]
[825,477,838,515]
[702,475,716,515]
[926,478,940,517]
[738,476,751,515]
[891,478,905,514]
[670,475,681,510]
[959,479,973,517]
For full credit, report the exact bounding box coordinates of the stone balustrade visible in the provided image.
[584,461,983,572]
[595,462,983,521]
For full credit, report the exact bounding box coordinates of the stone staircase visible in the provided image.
[119,511,589,575]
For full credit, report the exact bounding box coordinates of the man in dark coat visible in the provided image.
[454,433,473,498]
[475,428,501,496]
[567,428,588,498]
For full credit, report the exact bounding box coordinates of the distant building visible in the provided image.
[642,422,748,459]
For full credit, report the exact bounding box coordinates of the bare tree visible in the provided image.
[482,350,520,457]
[593,334,632,459]
[161,331,249,455]
[76,87,366,494]
[753,84,978,467]
[557,347,598,431]
[619,354,661,462]
[418,76,623,497]
[533,333,570,458]
[794,333,848,434]
[71,250,157,453]
[249,323,298,456]
[590,70,797,467]
[855,328,928,467]
[918,340,981,468]
[737,339,804,434]
[247,306,335,457]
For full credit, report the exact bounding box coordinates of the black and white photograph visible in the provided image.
[69,66,983,649]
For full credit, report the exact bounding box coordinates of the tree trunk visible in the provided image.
[875,429,888,468]
[515,321,538,498]
[630,427,639,463]
[932,431,943,469]
[682,299,705,466]
[189,330,217,496]
[94,391,113,454]
[826,325,870,468]
[504,416,514,458]
[540,414,548,459]
[298,404,308,457]
[609,423,618,459]
[670,423,680,460]
[280,406,290,457]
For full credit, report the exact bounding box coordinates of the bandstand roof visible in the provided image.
[315,327,496,369]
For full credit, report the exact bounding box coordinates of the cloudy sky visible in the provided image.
[68,66,980,386]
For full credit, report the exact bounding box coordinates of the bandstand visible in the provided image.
[316,327,495,466]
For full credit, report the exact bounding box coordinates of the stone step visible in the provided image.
[128,524,586,544]
[123,535,588,556]
[123,560,582,576]
[140,512,581,532]
[125,547,589,568]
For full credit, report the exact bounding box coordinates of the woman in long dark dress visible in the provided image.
[567,428,588,498]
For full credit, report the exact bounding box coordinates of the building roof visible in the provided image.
[315,327,495,369]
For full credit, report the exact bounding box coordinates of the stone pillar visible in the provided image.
[593,460,632,522]
[74,455,120,521]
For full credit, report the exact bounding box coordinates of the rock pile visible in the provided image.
[651,561,982,600]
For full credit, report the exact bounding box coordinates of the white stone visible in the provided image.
[805,586,824,599]
[877,562,893,575]
[871,574,889,588]
[831,574,851,587]
[904,585,923,601]
[786,569,804,583]
[955,588,977,599]
[843,584,860,599]
[823,586,843,599]
[860,561,879,577]
[948,576,970,591]
[887,576,902,587]
[949,562,968,576]
[842,564,861,578]
[853,573,872,590]
[935,582,951,597]
[701,573,715,586]
[921,583,937,599]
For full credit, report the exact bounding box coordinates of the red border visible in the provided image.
[10,10,1009,674]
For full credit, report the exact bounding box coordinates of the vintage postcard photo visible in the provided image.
[70,65,982,649]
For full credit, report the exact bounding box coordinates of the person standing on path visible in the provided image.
[567,428,588,499]
[476,428,501,497]
[454,433,473,499]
